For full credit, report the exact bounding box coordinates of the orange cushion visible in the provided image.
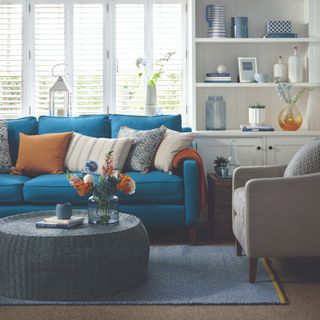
[11,132,73,177]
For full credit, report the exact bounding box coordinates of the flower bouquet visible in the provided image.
[67,151,135,224]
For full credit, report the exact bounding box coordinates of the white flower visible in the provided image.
[83,174,94,184]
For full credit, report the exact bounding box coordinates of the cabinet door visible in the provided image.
[266,136,319,165]
[196,137,264,174]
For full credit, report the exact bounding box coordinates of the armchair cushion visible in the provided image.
[233,187,246,225]
[284,139,320,177]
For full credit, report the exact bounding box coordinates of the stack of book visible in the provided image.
[240,124,275,132]
[205,72,232,83]
[36,216,84,229]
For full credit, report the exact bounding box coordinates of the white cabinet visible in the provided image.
[196,132,320,173]
[266,136,319,165]
[196,136,264,173]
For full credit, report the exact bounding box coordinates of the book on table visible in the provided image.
[240,124,275,132]
[36,216,84,229]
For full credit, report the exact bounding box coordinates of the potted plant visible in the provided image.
[248,103,266,126]
[214,156,229,177]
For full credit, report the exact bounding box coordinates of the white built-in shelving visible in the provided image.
[189,0,320,131]
[195,37,320,44]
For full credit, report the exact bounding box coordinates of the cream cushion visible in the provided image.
[65,132,134,173]
[154,128,196,173]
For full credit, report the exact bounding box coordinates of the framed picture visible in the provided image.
[238,57,257,83]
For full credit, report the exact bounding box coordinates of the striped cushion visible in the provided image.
[154,128,195,173]
[65,133,134,173]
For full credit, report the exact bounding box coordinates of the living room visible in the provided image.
[0,0,320,319]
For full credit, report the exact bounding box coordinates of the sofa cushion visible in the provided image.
[284,139,320,177]
[38,115,111,138]
[0,174,30,203]
[65,133,134,173]
[0,120,12,173]
[154,128,196,173]
[24,174,87,204]
[111,114,182,138]
[233,187,246,225]
[120,171,184,204]
[12,132,73,177]
[24,171,184,205]
[118,126,166,172]
[7,117,38,165]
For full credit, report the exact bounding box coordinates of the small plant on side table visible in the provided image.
[214,156,229,177]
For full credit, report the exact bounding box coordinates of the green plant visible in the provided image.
[136,52,175,86]
[249,103,266,109]
[214,156,229,167]
[275,80,312,104]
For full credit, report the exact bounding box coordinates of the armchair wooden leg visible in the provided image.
[188,225,197,245]
[235,238,242,256]
[249,257,258,283]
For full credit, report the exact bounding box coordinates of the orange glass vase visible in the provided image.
[278,103,303,131]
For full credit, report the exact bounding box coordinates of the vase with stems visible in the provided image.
[136,52,175,116]
[275,81,310,131]
[67,153,136,225]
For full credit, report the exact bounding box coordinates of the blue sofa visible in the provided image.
[0,114,199,240]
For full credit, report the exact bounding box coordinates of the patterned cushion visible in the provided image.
[154,128,196,173]
[65,133,134,174]
[118,126,166,172]
[0,120,12,173]
[284,140,320,177]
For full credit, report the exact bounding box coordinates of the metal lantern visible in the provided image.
[49,63,72,117]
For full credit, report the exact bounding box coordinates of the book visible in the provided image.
[43,216,84,225]
[240,124,275,132]
[206,72,231,77]
[36,216,84,229]
[205,80,232,83]
[205,77,232,81]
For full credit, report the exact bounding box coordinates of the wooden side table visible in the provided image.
[207,173,234,241]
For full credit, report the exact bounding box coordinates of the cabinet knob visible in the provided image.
[256,146,261,151]
[268,146,273,150]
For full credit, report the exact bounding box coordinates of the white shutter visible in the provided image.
[73,3,104,115]
[115,3,145,114]
[0,3,23,117]
[34,4,65,115]
[153,2,186,115]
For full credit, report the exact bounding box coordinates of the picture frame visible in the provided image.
[238,57,257,83]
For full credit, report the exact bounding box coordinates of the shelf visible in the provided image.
[195,37,320,44]
[196,82,320,88]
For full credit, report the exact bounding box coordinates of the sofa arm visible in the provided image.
[183,160,199,225]
[233,165,287,190]
[245,173,320,257]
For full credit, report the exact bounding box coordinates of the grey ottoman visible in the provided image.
[0,211,149,301]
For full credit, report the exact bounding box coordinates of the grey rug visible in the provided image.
[0,246,284,305]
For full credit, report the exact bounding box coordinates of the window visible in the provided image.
[34,4,65,115]
[73,3,104,114]
[0,0,188,120]
[115,1,187,115]
[0,3,23,117]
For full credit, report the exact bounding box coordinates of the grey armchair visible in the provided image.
[232,165,320,282]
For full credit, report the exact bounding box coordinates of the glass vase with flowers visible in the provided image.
[67,152,136,224]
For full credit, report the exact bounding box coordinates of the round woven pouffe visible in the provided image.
[0,211,150,301]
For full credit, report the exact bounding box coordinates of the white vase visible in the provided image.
[273,56,288,82]
[145,84,157,116]
[288,47,304,83]
[248,108,266,126]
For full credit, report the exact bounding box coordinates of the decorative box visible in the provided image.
[266,20,292,34]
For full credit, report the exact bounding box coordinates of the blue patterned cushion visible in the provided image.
[284,140,320,177]
[0,121,12,173]
[118,126,166,172]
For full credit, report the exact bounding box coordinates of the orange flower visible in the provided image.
[71,179,93,196]
[117,174,135,194]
